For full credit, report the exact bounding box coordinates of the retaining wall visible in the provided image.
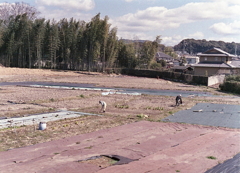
[120,69,224,86]
[208,75,225,86]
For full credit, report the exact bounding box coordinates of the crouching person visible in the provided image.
[99,101,107,113]
[176,94,182,106]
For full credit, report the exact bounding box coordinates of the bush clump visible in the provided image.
[219,75,240,94]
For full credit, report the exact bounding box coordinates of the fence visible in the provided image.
[118,69,224,86]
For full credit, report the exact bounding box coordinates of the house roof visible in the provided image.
[192,62,236,68]
[197,47,235,57]
[156,52,173,59]
[172,66,189,70]
[185,55,199,59]
[231,60,240,67]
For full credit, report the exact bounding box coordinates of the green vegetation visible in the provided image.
[136,114,148,118]
[79,94,85,98]
[144,106,163,111]
[62,124,69,127]
[225,75,240,82]
[144,106,152,110]
[136,114,144,118]
[115,104,129,109]
[174,38,240,55]
[85,146,93,149]
[153,107,164,111]
[206,156,217,160]
[0,2,162,72]
[219,75,240,94]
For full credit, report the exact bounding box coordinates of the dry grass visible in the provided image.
[0,67,239,152]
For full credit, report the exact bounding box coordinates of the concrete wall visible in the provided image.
[119,68,225,86]
[208,75,225,86]
[121,69,208,86]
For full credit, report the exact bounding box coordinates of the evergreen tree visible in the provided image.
[32,18,46,68]
[139,40,158,69]
[105,27,118,69]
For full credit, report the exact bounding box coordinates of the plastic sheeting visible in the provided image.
[205,153,240,173]
[0,111,102,129]
[163,103,240,129]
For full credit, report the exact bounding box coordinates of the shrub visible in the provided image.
[79,94,85,98]
[219,75,240,94]
[149,61,162,70]
[206,156,217,160]
[225,75,240,82]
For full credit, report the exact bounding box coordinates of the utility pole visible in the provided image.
[235,43,237,56]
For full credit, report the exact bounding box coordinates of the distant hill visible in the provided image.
[174,39,240,55]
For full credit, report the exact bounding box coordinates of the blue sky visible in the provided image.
[2,0,240,46]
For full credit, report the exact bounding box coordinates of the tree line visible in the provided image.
[174,39,240,55]
[0,2,162,72]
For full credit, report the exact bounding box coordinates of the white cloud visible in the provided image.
[116,30,153,41]
[161,35,185,46]
[210,0,240,5]
[33,0,240,45]
[36,0,95,11]
[114,6,181,32]
[210,20,240,35]
[111,1,240,45]
[37,5,92,21]
[36,0,95,21]
[208,36,239,43]
[114,1,240,32]
[125,0,135,2]
[188,32,204,39]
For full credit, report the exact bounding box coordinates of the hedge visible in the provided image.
[219,75,240,94]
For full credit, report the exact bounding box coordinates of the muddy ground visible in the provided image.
[0,67,239,151]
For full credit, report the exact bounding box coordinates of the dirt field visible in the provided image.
[0,66,239,151]
[1,121,239,173]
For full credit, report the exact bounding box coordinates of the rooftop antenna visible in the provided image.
[235,43,237,56]
[182,40,186,55]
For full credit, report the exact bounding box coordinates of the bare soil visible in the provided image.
[0,67,239,151]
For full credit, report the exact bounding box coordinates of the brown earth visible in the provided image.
[0,67,239,151]
[1,121,239,173]
[0,67,240,172]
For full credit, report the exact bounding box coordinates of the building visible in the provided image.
[185,55,199,64]
[155,52,174,62]
[192,48,239,76]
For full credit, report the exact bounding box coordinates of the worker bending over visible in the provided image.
[99,101,107,113]
[176,94,182,106]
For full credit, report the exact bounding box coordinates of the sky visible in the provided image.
[2,0,240,46]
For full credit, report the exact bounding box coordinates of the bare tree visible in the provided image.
[0,2,40,27]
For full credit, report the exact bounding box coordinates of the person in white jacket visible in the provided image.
[99,101,107,113]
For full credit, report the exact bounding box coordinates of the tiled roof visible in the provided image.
[197,47,235,57]
[213,47,234,56]
[192,63,235,68]
[192,61,240,69]
[231,60,240,67]
[156,52,173,59]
